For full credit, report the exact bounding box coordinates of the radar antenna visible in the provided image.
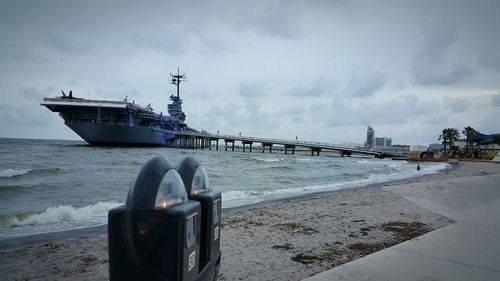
[170,67,186,99]
[167,67,187,122]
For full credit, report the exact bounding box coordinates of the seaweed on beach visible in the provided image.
[381,221,430,241]
[274,222,318,235]
[290,221,434,267]
[77,255,100,273]
[272,243,295,251]
[291,253,321,264]
[225,217,264,228]
[348,242,388,256]
[291,246,348,265]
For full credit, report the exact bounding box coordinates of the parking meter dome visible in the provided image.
[155,169,187,208]
[125,156,187,210]
[123,156,188,267]
[177,156,210,195]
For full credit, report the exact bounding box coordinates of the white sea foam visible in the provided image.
[0,168,31,178]
[3,201,122,227]
[253,157,283,163]
[295,158,326,163]
[253,162,450,201]
[221,190,261,208]
[385,163,403,169]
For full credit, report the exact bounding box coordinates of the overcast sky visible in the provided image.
[1,0,499,146]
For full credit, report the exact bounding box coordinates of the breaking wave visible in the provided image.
[0,201,122,228]
[0,169,31,178]
[0,168,62,178]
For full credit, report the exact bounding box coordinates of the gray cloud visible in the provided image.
[0,103,53,128]
[238,81,268,98]
[228,0,305,39]
[2,0,500,144]
[94,88,142,101]
[492,93,500,107]
[413,62,473,86]
[19,86,55,102]
[346,70,386,98]
[194,101,272,136]
[132,32,189,55]
[283,78,329,97]
[478,56,500,73]
[412,25,474,86]
[43,33,91,55]
[328,94,434,127]
[480,112,500,133]
[443,96,471,113]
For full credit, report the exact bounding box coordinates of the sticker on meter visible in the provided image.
[214,226,219,241]
[188,250,196,272]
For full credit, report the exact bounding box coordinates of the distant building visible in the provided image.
[366,126,375,148]
[428,143,444,151]
[410,144,427,151]
[377,144,410,156]
[375,137,392,147]
[390,145,410,155]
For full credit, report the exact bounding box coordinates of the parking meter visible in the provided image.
[108,156,201,281]
[177,156,222,280]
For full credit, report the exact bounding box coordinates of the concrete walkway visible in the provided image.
[304,172,500,281]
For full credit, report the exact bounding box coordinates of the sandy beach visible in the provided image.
[1,161,498,281]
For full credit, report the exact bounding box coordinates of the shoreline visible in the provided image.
[222,160,454,216]
[0,161,453,250]
[1,161,498,281]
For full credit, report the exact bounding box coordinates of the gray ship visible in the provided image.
[41,69,197,146]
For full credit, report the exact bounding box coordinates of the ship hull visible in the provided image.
[41,81,196,147]
[66,123,177,147]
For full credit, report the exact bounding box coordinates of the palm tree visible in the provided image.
[439,128,460,157]
[450,145,460,157]
[462,126,476,158]
[439,129,449,156]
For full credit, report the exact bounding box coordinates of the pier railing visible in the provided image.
[153,128,382,156]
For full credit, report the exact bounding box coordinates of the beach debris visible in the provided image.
[291,246,347,265]
[274,222,318,235]
[291,253,321,264]
[271,243,295,251]
[381,221,429,241]
[348,242,387,255]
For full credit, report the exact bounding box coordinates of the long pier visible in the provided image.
[153,129,385,157]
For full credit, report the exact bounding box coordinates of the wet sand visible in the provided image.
[1,161,498,281]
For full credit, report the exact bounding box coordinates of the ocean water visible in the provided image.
[0,138,449,239]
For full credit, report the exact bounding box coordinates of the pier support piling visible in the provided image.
[261,143,273,153]
[242,141,253,152]
[224,139,235,151]
[284,145,295,155]
[311,148,321,156]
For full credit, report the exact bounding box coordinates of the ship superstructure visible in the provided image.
[40,69,196,146]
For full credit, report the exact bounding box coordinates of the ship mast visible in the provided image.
[170,67,186,99]
[167,67,187,122]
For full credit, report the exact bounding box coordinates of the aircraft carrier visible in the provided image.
[40,69,197,146]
